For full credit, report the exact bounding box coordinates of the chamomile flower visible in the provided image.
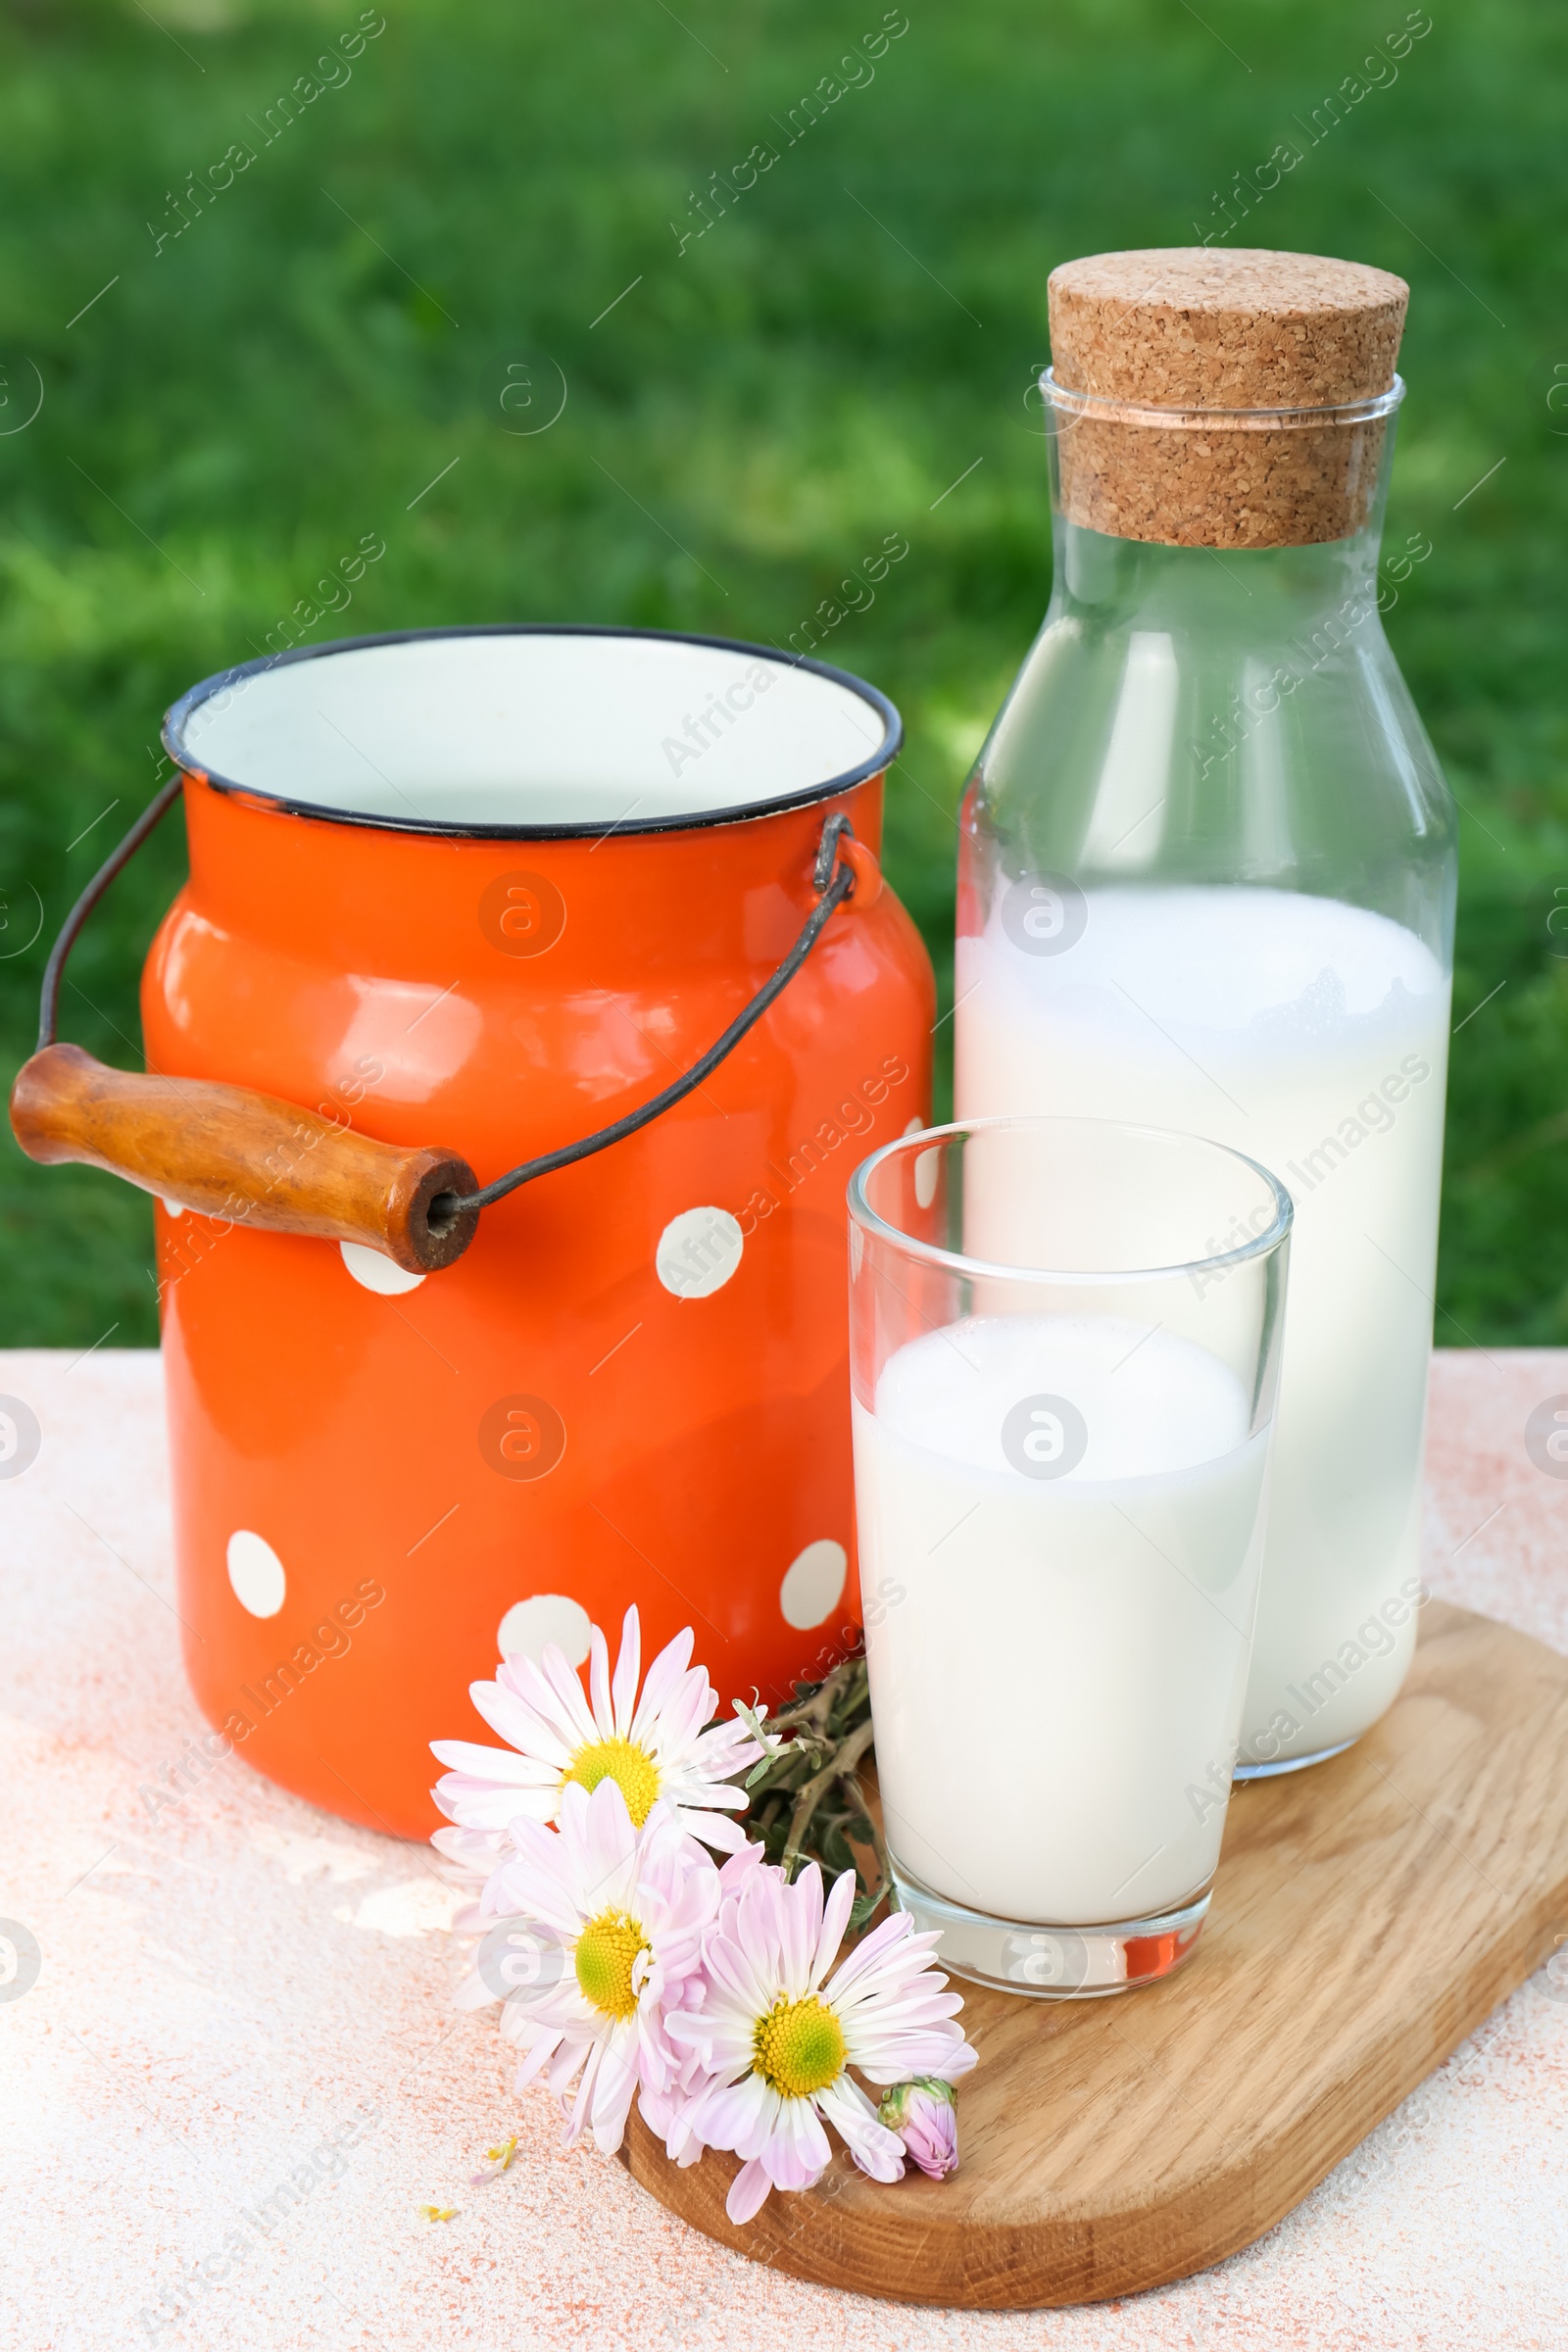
[661,1858,976,2224]
[430,1606,762,1859]
[462,1777,718,2154]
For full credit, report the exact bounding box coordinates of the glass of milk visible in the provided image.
[849,1115,1292,1997]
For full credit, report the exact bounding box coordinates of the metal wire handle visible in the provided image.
[34,784,864,1215]
[36,771,184,1053]
[441,809,859,1213]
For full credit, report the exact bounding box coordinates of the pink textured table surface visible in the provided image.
[3,1348,1567,2352]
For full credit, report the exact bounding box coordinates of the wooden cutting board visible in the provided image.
[620,1600,1568,2307]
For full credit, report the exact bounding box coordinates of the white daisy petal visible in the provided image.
[587,1620,614,1738]
[536,1642,602,1745]
[514,2029,565,2088]
[429,1738,551,1787]
[610,1605,642,1735]
[433,1779,557,1834]
[429,1606,760,1866]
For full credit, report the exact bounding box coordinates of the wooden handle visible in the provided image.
[10,1045,479,1273]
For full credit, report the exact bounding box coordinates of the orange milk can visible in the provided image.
[10,626,933,1836]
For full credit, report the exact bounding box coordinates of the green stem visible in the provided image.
[780,1715,875,1879]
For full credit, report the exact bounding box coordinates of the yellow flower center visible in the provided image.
[752,1994,846,2100]
[563,1736,662,1827]
[573,1908,650,2020]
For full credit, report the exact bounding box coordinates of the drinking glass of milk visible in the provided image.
[849,1115,1291,1996]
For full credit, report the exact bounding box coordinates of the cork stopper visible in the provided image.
[1045,248,1409,549]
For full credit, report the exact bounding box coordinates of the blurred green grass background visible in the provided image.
[1,0,1564,1345]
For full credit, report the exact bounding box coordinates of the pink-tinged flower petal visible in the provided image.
[646,2079,710,2167]
[793,1863,829,1996]
[879,2080,960,2179]
[726,2156,774,2226]
[466,1680,578,1770]
[702,1921,779,2032]
[428,1824,506,1885]
[810,1867,857,1987]
[587,2027,641,2153]
[689,2068,773,2156]
[824,1911,941,2003]
[494,1652,595,1755]
[671,1804,748,1851]
[730,1880,783,1995]
[578,1776,638,1890]
[764,2093,831,2190]
[453,1967,504,2012]
[650,1670,712,1758]
[816,2076,906,2182]
[628,1627,697,1743]
[536,1641,603,1745]
[562,2034,606,2142]
[845,2013,978,2086]
[717,1841,772,1898]
[513,2029,565,2089]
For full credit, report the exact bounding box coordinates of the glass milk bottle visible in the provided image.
[956,249,1456,1774]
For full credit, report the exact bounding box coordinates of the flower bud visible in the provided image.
[877,2076,959,2180]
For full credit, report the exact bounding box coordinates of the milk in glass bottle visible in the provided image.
[956,249,1456,1772]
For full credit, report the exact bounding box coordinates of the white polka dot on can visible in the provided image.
[779,1539,848,1631]
[497,1592,592,1666]
[656,1206,744,1299]
[340,1240,426,1296]
[226,1529,287,1618]
[913,1147,941,1208]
